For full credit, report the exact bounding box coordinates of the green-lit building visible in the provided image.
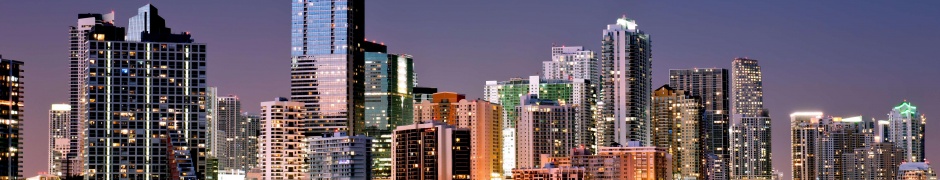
[364,52,414,179]
[484,75,596,176]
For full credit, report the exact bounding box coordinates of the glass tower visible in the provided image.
[0,56,23,179]
[291,0,367,136]
[730,58,773,179]
[669,68,730,179]
[363,52,414,179]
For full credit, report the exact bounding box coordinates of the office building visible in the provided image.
[600,16,652,146]
[650,85,701,179]
[844,142,905,180]
[888,101,926,163]
[515,95,577,169]
[897,162,937,180]
[0,56,23,179]
[413,92,503,179]
[669,68,730,180]
[49,104,71,176]
[815,116,875,180]
[363,51,414,179]
[259,98,308,180]
[730,58,773,179]
[291,0,368,136]
[308,132,372,180]
[76,5,208,178]
[392,121,471,179]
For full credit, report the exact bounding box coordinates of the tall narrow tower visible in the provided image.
[291,0,368,136]
[600,16,652,146]
[0,56,23,179]
[730,58,773,179]
[888,101,926,163]
[669,68,730,179]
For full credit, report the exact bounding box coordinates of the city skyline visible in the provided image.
[1,1,939,179]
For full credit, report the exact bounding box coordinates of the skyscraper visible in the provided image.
[392,121,471,180]
[669,68,730,180]
[77,5,208,178]
[651,85,701,179]
[259,98,308,180]
[815,116,875,180]
[413,92,504,179]
[789,112,823,180]
[363,51,414,179]
[308,132,372,180]
[0,55,23,179]
[68,12,114,177]
[600,16,652,146]
[291,0,368,136]
[49,104,71,177]
[214,95,258,173]
[730,58,772,179]
[887,101,926,163]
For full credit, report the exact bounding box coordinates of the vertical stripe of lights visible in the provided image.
[105,41,112,180]
[184,46,191,138]
[145,43,152,179]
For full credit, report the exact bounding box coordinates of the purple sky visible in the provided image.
[1,1,938,178]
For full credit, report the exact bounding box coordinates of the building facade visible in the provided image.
[844,142,905,180]
[790,112,823,180]
[259,98,308,180]
[392,121,471,179]
[570,145,672,180]
[0,56,23,179]
[308,132,372,180]
[68,12,114,177]
[897,162,937,180]
[543,45,599,90]
[888,101,926,163]
[515,95,577,169]
[291,0,368,136]
[49,104,71,176]
[600,16,652,146]
[730,58,773,179]
[77,5,208,178]
[669,68,730,180]
[363,52,414,179]
[651,85,701,180]
[413,92,503,180]
[815,116,875,180]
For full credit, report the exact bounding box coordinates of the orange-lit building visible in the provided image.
[413,92,503,179]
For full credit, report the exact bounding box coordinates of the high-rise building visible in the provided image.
[887,101,926,163]
[651,85,701,180]
[600,16,652,146]
[0,56,23,179]
[815,116,875,180]
[49,104,71,176]
[363,51,414,179]
[291,0,368,136]
[790,112,823,180]
[730,58,773,179]
[259,98,308,180]
[392,121,471,179]
[844,142,905,180]
[515,94,577,169]
[214,95,259,173]
[483,76,595,177]
[543,46,599,87]
[77,5,208,178]
[669,68,730,180]
[207,87,218,157]
[413,92,503,179]
[570,145,673,180]
[897,162,937,180]
[68,12,114,177]
[308,132,372,180]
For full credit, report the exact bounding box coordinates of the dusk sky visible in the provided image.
[1,1,938,178]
